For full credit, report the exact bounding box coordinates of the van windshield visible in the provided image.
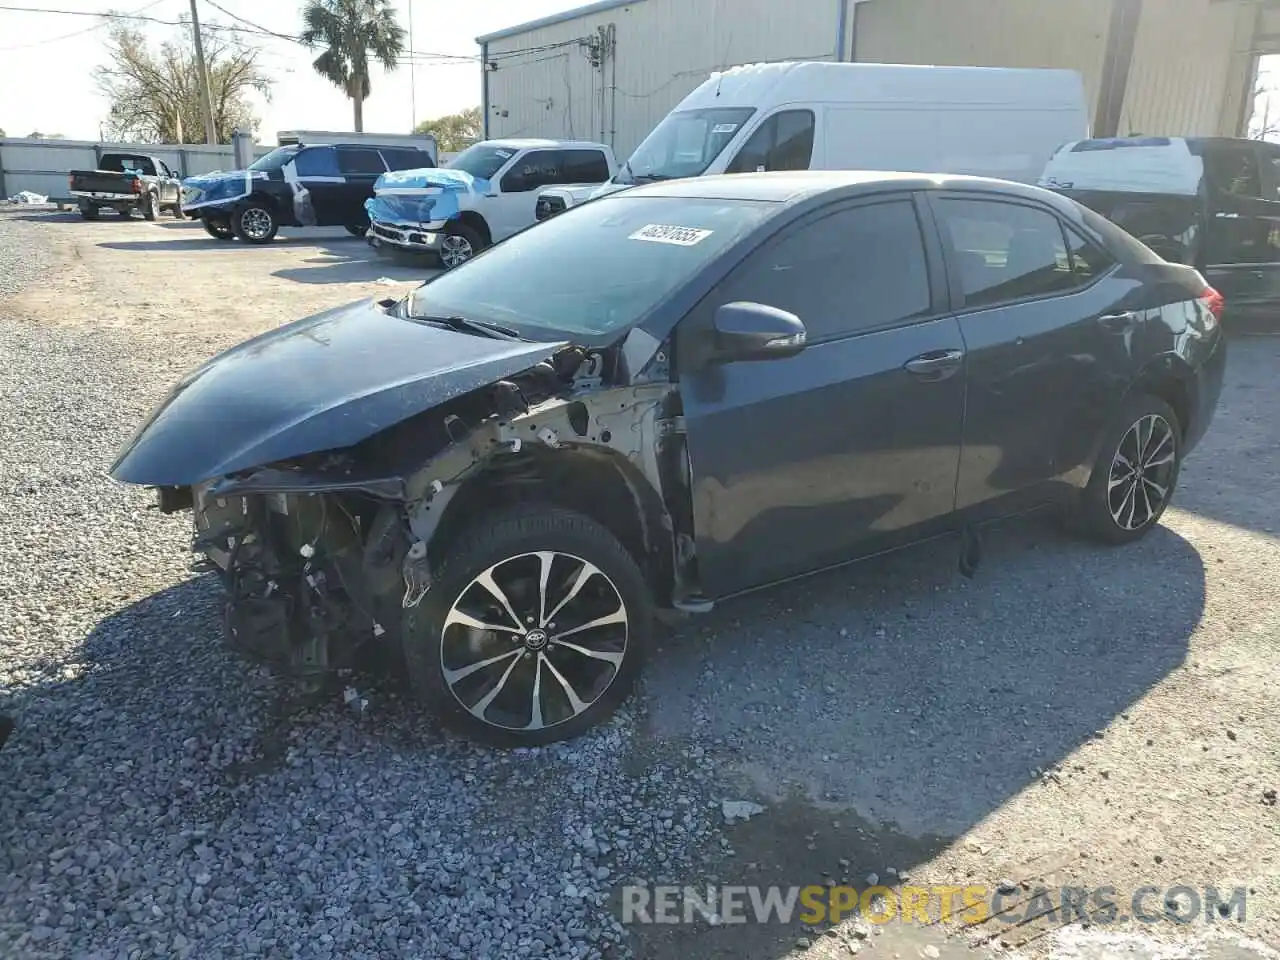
[615,107,755,184]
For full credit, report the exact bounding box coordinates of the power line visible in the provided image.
[0,0,167,50]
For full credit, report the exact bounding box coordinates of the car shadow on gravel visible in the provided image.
[627,515,1206,960]
[271,246,439,285]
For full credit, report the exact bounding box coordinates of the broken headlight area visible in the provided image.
[191,484,411,676]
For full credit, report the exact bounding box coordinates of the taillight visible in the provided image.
[131,179,142,194]
[1199,285,1224,323]
[67,174,73,189]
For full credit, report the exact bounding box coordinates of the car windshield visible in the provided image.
[249,146,299,172]
[447,143,518,181]
[406,195,774,339]
[615,107,755,184]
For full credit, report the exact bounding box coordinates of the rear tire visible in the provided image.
[232,202,278,244]
[402,506,652,746]
[1074,393,1182,545]
[142,191,159,221]
[79,203,98,220]
[202,215,235,241]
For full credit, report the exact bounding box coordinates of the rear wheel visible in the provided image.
[79,203,98,220]
[202,215,235,241]
[233,202,278,244]
[438,222,484,269]
[142,190,159,221]
[402,506,652,746]
[1075,393,1182,545]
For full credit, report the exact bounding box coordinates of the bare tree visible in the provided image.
[1248,78,1280,141]
[95,21,271,144]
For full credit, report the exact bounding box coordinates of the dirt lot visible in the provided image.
[1,210,1277,960]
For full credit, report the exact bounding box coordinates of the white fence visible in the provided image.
[0,137,273,202]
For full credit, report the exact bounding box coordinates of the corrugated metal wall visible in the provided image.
[484,0,840,158]
[483,0,1261,161]
[852,0,1113,121]
[1119,0,1248,137]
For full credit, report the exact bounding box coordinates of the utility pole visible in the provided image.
[188,0,218,144]
[408,0,417,128]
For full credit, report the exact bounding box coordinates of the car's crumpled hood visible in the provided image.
[110,298,568,487]
[365,167,486,225]
[181,168,263,210]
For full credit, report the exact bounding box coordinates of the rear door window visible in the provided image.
[937,198,1084,308]
[726,110,815,174]
[562,149,610,183]
[293,147,340,178]
[381,147,433,171]
[336,146,388,176]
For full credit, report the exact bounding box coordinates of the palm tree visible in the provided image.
[300,0,405,133]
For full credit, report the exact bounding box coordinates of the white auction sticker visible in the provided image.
[711,123,739,135]
[629,223,714,246]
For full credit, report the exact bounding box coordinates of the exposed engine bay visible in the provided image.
[165,340,695,676]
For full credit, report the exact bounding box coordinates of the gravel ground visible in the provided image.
[0,211,1277,960]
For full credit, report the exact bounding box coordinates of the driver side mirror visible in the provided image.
[712,302,807,362]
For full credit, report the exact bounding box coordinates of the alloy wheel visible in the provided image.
[1107,413,1177,531]
[240,208,273,241]
[440,234,474,268]
[440,551,629,732]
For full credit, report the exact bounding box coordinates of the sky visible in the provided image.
[0,0,586,141]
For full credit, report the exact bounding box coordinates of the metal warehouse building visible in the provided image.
[477,0,1280,159]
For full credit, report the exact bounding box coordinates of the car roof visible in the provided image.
[619,170,1071,207]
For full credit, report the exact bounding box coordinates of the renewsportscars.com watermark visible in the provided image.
[621,884,1249,927]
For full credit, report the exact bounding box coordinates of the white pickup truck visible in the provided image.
[365,139,616,267]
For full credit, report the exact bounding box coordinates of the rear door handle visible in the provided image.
[904,349,965,381]
[1097,311,1138,333]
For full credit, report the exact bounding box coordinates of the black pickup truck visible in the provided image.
[68,152,183,220]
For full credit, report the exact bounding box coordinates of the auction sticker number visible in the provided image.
[629,223,714,246]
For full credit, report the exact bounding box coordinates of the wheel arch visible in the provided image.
[455,210,492,246]
[427,446,676,606]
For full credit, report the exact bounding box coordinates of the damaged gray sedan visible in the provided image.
[112,172,1226,745]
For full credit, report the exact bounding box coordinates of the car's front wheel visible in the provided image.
[438,222,484,269]
[1077,393,1182,544]
[402,506,652,746]
[233,202,278,244]
[345,223,368,238]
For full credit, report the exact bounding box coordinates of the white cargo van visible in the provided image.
[536,60,1088,219]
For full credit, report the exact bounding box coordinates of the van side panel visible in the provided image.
[818,104,1086,183]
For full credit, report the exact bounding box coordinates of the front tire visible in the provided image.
[402,506,652,746]
[232,202,278,244]
[345,223,368,238]
[438,221,484,269]
[1076,393,1182,545]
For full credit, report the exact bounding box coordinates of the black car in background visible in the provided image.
[112,172,1225,746]
[181,141,436,244]
[1042,135,1280,330]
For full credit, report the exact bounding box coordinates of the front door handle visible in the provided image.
[904,349,965,382]
[1097,310,1138,333]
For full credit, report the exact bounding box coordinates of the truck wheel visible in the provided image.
[401,506,652,747]
[202,215,235,241]
[142,191,159,221]
[438,222,484,269]
[233,202,278,244]
[79,203,99,221]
